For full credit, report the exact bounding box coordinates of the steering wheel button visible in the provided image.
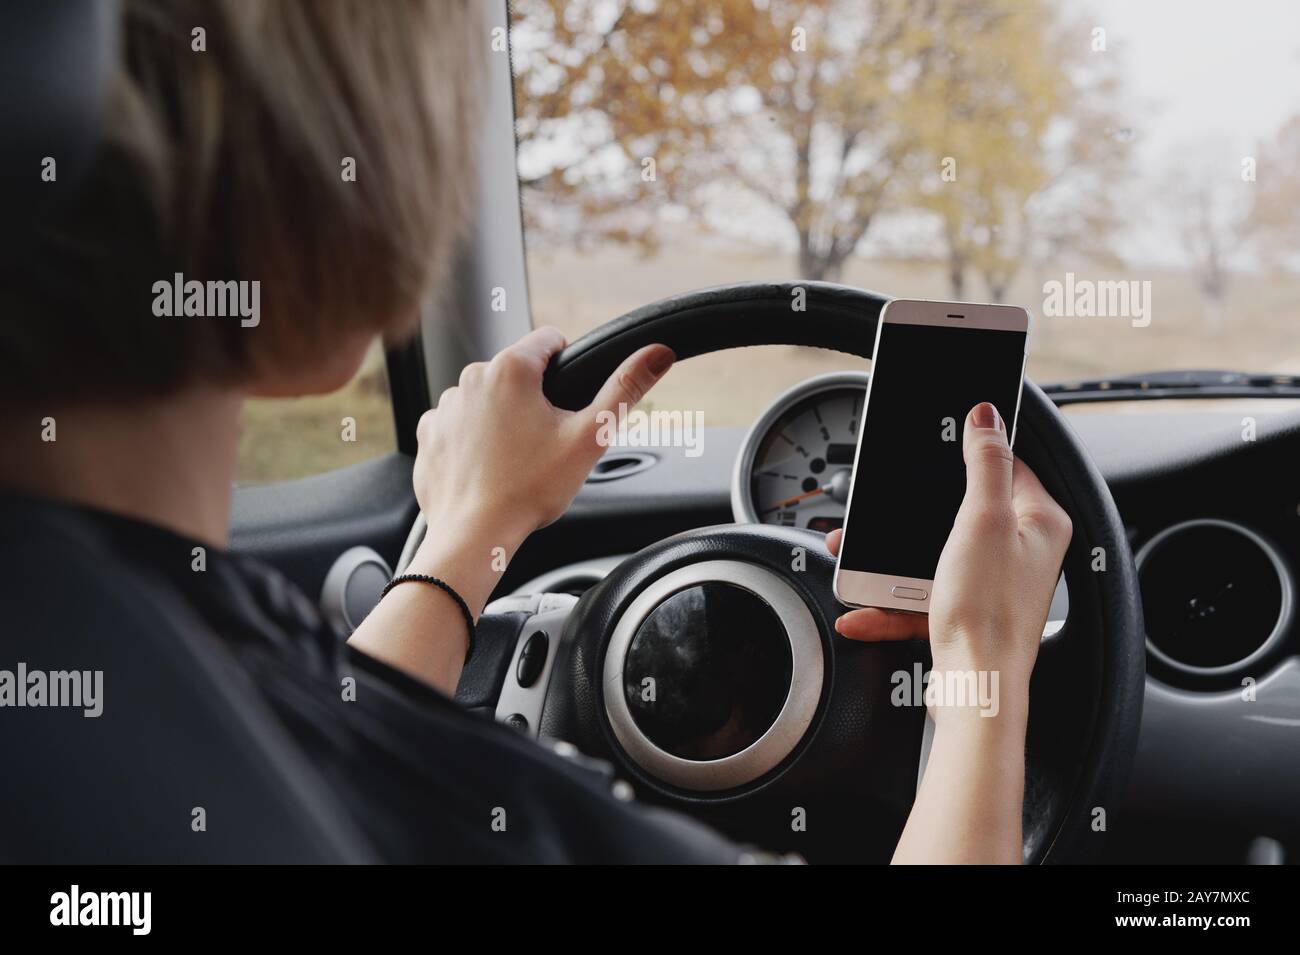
[516,630,549,687]
[622,583,792,761]
[890,586,928,601]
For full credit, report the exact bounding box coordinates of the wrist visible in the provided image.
[420,499,533,556]
[927,682,1029,740]
[379,572,476,659]
[929,634,1036,705]
[923,657,1031,731]
[408,511,531,611]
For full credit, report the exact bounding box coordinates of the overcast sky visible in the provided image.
[1091,0,1300,158]
[1080,0,1300,265]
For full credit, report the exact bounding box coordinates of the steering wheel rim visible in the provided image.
[422,281,1145,863]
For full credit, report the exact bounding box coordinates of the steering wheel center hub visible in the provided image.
[602,559,826,793]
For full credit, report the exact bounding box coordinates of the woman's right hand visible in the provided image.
[827,402,1072,864]
[826,401,1072,700]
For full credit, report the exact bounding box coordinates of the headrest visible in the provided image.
[0,1,119,248]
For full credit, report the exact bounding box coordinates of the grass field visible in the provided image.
[526,246,1300,427]
[236,247,1300,483]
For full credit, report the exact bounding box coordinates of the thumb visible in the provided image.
[961,402,1014,511]
[583,344,675,425]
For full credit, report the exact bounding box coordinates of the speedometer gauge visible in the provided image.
[731,372,869,529]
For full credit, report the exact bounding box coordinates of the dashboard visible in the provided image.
[508,370,1300,863]
[731,372,866,531]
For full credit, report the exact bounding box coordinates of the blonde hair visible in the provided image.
[1,0,484,397]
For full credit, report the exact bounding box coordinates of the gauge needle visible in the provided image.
[762,483,832,514]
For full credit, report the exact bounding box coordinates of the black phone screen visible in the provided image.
[838,320,1027,581]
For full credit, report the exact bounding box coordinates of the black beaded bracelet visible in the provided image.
[379,574,477,662]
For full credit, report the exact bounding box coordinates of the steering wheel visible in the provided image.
[399,281,1146,864]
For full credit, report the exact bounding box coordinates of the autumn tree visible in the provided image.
[512,0,1128,286]
[1159,142,1258,335]
[1155,120,1300,337]
[512,0,942,278]
[906,3,1130,300]
[1249,116,1300,272]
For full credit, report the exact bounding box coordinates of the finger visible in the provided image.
[416,408,436,443]
[583,343,675,425]
[459,361,487,388]
[434,385,458,410]
[961,402,1014,512]
[825,528,843,557]
[834,608,930,642]
[501,325,567,374]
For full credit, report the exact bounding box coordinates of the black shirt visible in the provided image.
[0,494,757,863]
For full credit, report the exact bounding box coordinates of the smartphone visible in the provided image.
[832,299,1030,612]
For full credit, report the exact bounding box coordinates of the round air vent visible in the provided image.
[1136,519,1293,677]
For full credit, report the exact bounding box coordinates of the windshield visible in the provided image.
[510,0,1300,425]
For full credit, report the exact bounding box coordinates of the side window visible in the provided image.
[237,342,397,485]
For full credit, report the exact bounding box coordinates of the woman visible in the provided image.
[0,0,1069,863]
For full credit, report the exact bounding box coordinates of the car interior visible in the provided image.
[5,0,1299,867]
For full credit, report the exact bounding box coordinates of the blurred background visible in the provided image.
[513,0,1300,402]
[240,0,1300,483]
